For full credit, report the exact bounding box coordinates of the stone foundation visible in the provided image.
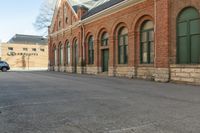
[136,67,155,80]
[154,68,169,82]
[85,66,99,75]
[65,66,73,73]
[54,66,59,71]
[170,65,200,85]
[115,66,135,78]
[59,66,65,72]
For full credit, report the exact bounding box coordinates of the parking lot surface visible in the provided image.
[0,71,200,133]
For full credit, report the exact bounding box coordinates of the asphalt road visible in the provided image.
[0,71,200,133]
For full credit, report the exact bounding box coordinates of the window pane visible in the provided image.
[141,32,147,42]
[149,30,154,41]
[120,28,128,35]
[142,21,154,30]
[119,46,124,64]
[125,35,128,45]
[60,48,63,65]
[125,45,128,64]
[67,46,70,64]
[54,49,57,65]
[142,43,148,63]
[119,36,123,46]
[150,42,154,63]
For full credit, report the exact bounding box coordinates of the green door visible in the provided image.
[102,49,109,72]
[177,8,200,64]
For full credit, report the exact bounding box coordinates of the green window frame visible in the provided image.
[101,32,109,46]
[177,7,200,64]
[118,27,128,64]
[88,36,94,64]
[140,21,154,64]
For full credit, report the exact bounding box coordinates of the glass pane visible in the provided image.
[125,45,128,64]
[119,46,124,64]
[178,22,187,36]
[190,19,200,34]
[149,30,154,41]
[67,47,70,64]
[142,21,153,30]
[142,43,148,63]
[178,37,189,64]
[141,32,147,42]
[150,42,154,63]
[125,35,128,45]
[54,49,57,65]
[191,35,200,63]
[102,32,108,40]
[60,48,63,65]
[120,28,128,35]
[119,36,124,46]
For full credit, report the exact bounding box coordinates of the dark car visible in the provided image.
[0,61,10,72]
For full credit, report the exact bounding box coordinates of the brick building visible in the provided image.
[48,0,200,85]
[1,34,48,70]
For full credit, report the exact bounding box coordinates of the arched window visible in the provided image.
[101,32,109,46]
[118,27,128,64]
[177,7,200,64]
[88,36,94,64]
[140,20,154,64]
[59,44,64,65]
[66,41,70,65]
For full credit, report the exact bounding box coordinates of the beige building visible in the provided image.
[0,34,48,71]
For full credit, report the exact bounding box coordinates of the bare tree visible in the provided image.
[34,0,56,34]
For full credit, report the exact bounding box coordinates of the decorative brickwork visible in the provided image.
[48,0,200,85]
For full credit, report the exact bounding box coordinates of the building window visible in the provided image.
[118,27,128,64]
[88,36,94,64]
[140,20,154,64]
[60,45,64,65]
[23,48,28,51]
[66,41,70,65]
[101,32,109,46]
[32,48,37,52]
[8,47,13,51]
[40,49,45,52]
[64,5,68,24]
[177,7,200,64]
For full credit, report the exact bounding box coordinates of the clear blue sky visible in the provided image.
[0,0,44,42]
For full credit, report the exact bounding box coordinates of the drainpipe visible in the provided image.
[154,0,157,80]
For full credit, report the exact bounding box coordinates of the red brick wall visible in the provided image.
[49,0,200,73]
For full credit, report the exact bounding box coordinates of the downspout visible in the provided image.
[154,0,157,80]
